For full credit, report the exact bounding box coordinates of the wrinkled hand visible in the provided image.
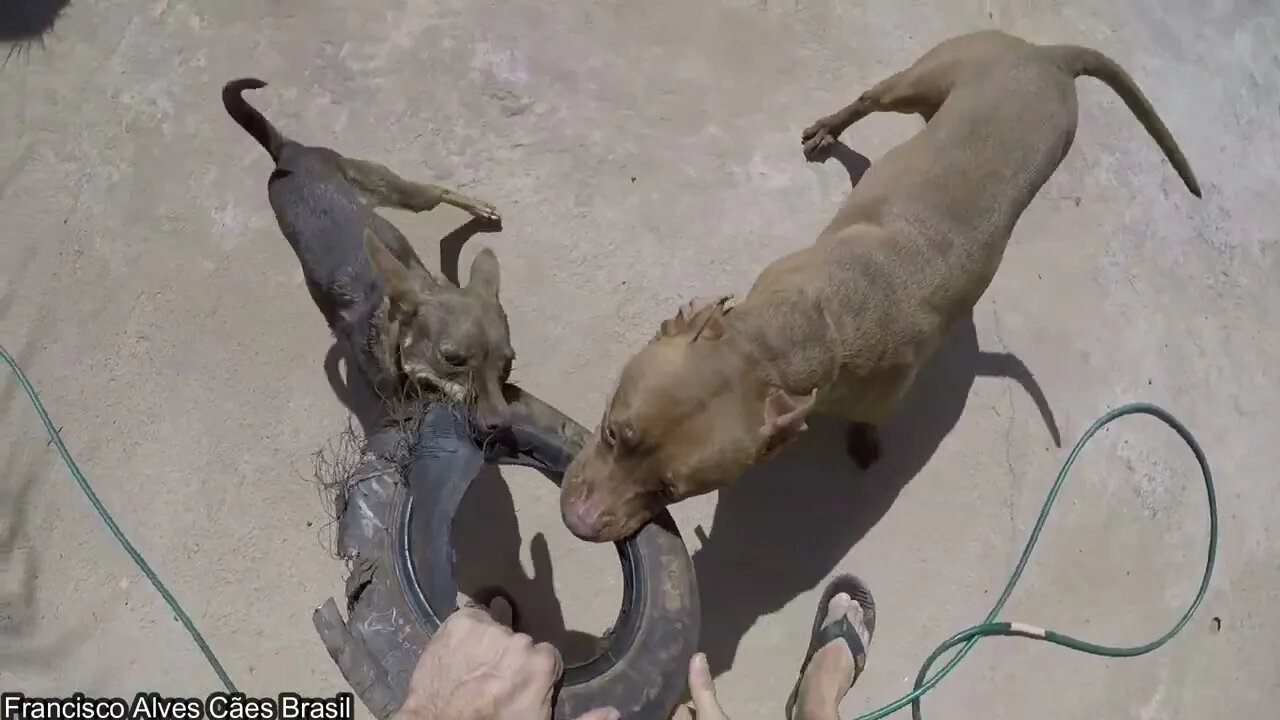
[392,606,618,720]
[670,653,729,720]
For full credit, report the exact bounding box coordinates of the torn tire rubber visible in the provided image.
[313,385,700,720]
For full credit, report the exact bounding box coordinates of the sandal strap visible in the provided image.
[811,616,868,676]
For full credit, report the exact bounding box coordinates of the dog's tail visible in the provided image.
[222,78,287,161]
[1043,45,1201,198]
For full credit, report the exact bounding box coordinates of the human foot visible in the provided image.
[786,575,875,720]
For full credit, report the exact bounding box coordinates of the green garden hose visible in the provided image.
[0,344,237,692]
[857,402,1216,720]
[2,344,1214,717]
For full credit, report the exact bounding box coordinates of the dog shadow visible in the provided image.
[451,466,603,663]
[438,217,503,287]
[828,142,872,188]
[692,313,1058,676]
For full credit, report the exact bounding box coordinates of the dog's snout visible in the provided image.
[561,491,608,541]
[477,402,512,433]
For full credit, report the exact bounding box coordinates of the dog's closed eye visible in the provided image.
[606,423,641,454]
[439,347,467,366]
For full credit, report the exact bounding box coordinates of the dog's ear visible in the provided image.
[657,295,733,341]
[466,247,501,301]
[758,388,817,457]
[364,228,430,310]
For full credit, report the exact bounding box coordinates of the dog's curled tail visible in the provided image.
[1044,45,1202,198]
[222,78,287,161]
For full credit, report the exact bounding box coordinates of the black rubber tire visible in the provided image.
[313,385,700,720]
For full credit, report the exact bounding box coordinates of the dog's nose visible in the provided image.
[561,497,605,541]
[478,403,511,433]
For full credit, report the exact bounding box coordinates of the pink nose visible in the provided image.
[561,496,605,540]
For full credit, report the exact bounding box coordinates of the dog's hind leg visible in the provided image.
[846,422,883,470]
[801,55,959,162]
[338,156,501,224]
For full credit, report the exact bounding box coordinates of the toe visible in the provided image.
[822,592,853,629]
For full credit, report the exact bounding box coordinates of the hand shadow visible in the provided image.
[451,467,602,663]
[692,314,1059,676]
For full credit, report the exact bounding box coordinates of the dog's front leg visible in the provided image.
[339,157,501,224]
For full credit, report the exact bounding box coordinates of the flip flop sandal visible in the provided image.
[785,574,877,720]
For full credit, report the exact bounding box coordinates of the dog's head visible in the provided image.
[559,297,815,541]
[363,229,515,431]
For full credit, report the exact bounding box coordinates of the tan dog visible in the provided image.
[559,31,1201,541]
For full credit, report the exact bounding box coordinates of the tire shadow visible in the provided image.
[451,466,602,663]
[322,342,385,439]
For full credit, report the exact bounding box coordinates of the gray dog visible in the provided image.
[222,79,516,430]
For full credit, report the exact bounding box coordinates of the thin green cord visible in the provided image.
[1,345,238,693]
[851,402,1216,720]
[3,343,1213,715]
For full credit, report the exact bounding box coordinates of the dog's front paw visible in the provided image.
[470,201,502,226]
[801,121,837,163]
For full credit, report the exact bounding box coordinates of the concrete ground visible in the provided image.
[2,0,1277,717]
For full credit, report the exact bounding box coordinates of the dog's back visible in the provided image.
[815,31,1199,334]
[266,144,386,328]
[749,30,1202,422]
[222,79,416,331]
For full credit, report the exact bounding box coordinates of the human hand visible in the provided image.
[670,653,729,720]
[392,605,618,720]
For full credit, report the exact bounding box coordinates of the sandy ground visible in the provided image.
[2,0,1278,717]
